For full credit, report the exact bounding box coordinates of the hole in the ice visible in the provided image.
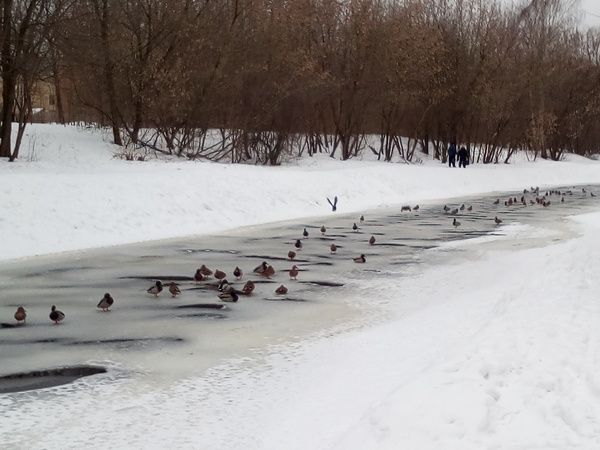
[382,243,438,250]
[180,313,227,319]
[119,275,195,281]
[0,364,107,394]
[69,337,184,347]
[244,254,286,260]
[303,261,334,266]
[263,297,307,302]
[21,266,93,278]
[300,281,344,287]
[176,303,228,310]
[181,249,239,254]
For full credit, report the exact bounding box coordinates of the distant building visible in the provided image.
[29,81,59,122]
[0,78,75,123]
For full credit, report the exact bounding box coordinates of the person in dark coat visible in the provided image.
[458,146,469,168]
[447,143,457,168]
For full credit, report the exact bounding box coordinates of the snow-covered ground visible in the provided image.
[2,124,600,449]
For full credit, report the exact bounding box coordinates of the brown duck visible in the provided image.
[261,265,275,279]
[214,269,227,280]
[169,282,181,297]
[200,264,213,278]
[241,280,255,295]
[275,285,288,295]
[14,306,26,324]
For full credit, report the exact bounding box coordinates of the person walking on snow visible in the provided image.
[458,146,469,168]
[448,143,457,168]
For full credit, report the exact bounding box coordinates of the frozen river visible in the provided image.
[1,184,599,394]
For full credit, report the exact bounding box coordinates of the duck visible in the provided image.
[218,279,232,292]
[289,265,299,280]
[214,269,227,280]
[194,269,204,283]
[352,223,359,232]
[97,293,114,311]
[288,250,296,260]
[241,280,255,295]
[467,205,473,211]
[452,218,461,228]
[14,306,26,324]
[303,228,309,238]
[369,235,376,245]
[494,216,502,225]
[233,266,243,280]
[275,285,288,295]
[200,264,213,278]
[443,205,450,212]
[413,205,420,211]
[460,204,465,210]
[169,282,181,297]
[401,205,411,212]
[359,215,365,222]
[353,254,366,263]
[295,239,303,250]
[218,289,239,303]
[330,243,337,254]
[253,261,269,274]
[320,225,327,235]
[261,265,275,279]
[147,280,163,297]
[493,199,500,205]
[49,305,65,324]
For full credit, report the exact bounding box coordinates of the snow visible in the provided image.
[2,124,600,449]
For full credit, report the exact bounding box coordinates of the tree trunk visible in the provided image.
[0,0,14,159]
[52,60,66,124]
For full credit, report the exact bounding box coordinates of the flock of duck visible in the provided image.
[4,186,594,327]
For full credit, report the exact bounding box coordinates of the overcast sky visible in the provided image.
[580,0,600,26]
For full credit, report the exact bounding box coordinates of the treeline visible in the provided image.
[2,0,600,164]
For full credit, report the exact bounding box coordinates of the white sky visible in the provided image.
[581,0,600,26]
